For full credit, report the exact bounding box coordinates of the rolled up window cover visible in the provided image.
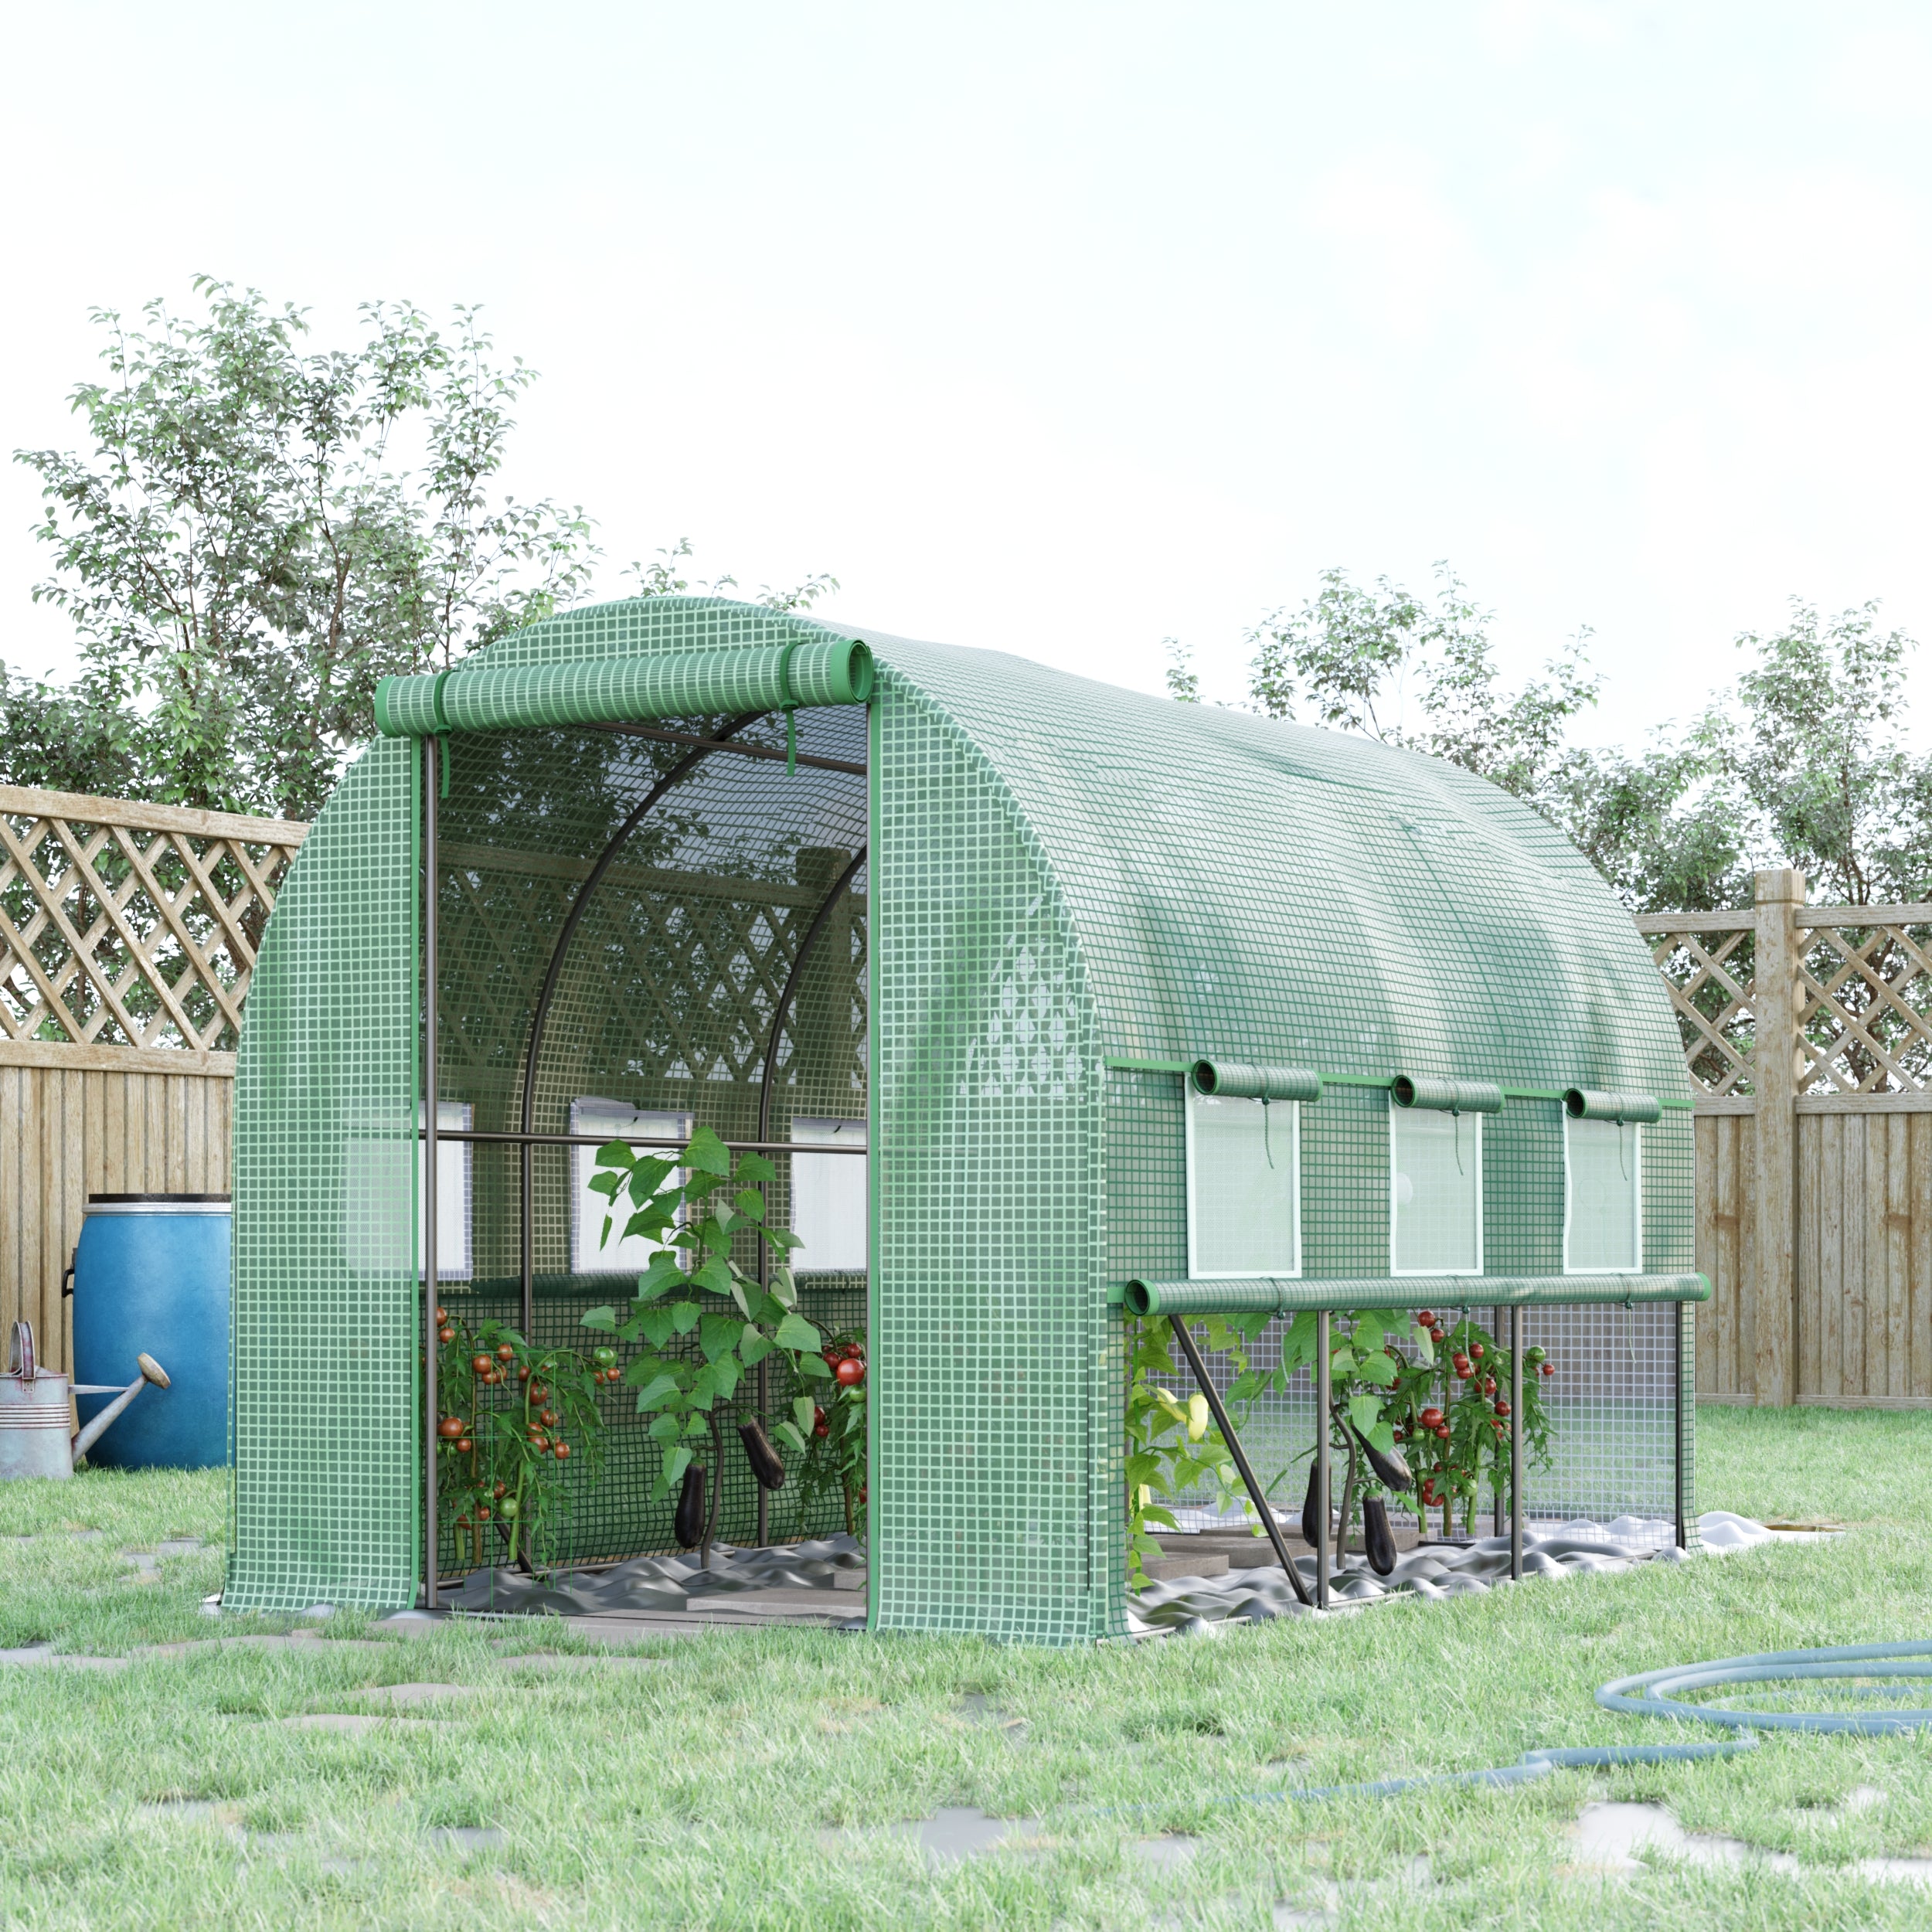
[1122,1273,1709,1317]
[374,638,875,738]
[1189,1060,1321,1103]
[1390,1074,1504,1114]
[1564,1087,1663,1124]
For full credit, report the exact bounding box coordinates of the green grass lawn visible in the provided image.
[1,1406,1929,1929]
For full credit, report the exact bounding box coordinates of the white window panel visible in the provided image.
[1185,1090,1301,1278]
[1390,1107,1481,1276]
[570,1100,691,1274]
[1565,1117,1642,1273]
[343,1103,471,1279]
[791,1117,868,1273]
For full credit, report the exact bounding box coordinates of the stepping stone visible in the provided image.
[495,1651,670,1673]
[343,1682,484,1709]
[0,1645,126,1672]
[425,1825,504,1854]
[157,1539,206,1557]
[276,1713,447,1735]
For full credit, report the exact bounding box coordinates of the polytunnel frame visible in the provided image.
[413,712,872,1610]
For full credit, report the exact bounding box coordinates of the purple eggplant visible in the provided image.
[1362,1496,1397,1576]
[673,1461,707,1549]
[740,1417,787,1492]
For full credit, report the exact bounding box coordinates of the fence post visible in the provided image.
[1750,868,1804,1406]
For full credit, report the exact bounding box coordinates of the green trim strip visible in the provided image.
[1123,1273,1712,1316]
[1103,1056,1192,1073]
[374,640,875,738]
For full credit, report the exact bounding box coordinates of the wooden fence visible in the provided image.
[6,790,1927,1407]
[0,786,306,1369]
[1642,869,1932,1406]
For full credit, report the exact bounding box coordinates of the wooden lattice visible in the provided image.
[0,786,307,1059]
[1634,913,1757,1095]
[1794,906,1932,1094]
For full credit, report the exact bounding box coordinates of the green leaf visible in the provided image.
[765,1227,804,1252]
[625,1156,676,1202]
[797,1353,832,1379]
[699,1314,743,1363]
[638,1308,673,1348]
[1347,1393,1383,1437]
[1141,1506,1180,1531]
[647,1412,682,1442]
[735,1151,775,1185]
[734,1189,765,1223]
[1410,1325,1435,1365]
[1329,1347,1357,1379]
[793,1395,818,1436]
[635,1253,684,1302]
[713,1354,742,1400]
[774,1311,821,1354]
[1353,1314,1386,1354]
[767,1267,798,1309]
[683,1125,732,1177]
[738,1327,774,1366]
[662,1443,694,1488]
[1366,1420,1397,1455]
[628,1371,680,1410]
[774,1420,808,1455]
[669,1301,700,1336]
[579,1305,618,1332]
[688,1365,718,1410]
[691,1257,734,1297]
[594,1139,634,1170]
[587,1171,622,1200]
[1356,1352,1397,1388]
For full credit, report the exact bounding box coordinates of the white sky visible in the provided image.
[5,1,1931,750]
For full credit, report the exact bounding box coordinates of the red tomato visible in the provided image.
[813,1421,830,1439]
[1471,1344,1485,1359]
[539,1409,559,1428]
[437,1417,464,1439]
[497,1344,515,1362]
[492,1481,507,1498]
[456,1437,474,1454]
[455,1514,471,1529]
[471,1355,492,1376]
[1418,1406,1444,1428]
[437,1326,456,1345]
[475,1505,491,1521]
[835,1358,864,1388]
[530,1384,549,1403]
[1540,1362,1556,1377]
[1417,1310,1436,1327]
[858,1486,867,1504]
[553,1440,571,1461]
[518,1366,532,1383]
[1494,1400,1511,1419]
[1435,1424,1451,1440]
[434,1305,447,1325]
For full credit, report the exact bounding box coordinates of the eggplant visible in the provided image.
[1362,1496,1397,1577]
[1349,1423,1413,1493]
[1300,1459,1325,1547]
[673,1461,708,1549]
[739,1417,787,1492]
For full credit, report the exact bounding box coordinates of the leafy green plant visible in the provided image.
[430,1307,609,1573]
[790,1328,868,1535]
[580,1125,832,1520]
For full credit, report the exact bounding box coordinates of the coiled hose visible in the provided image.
[1206,1643,1932,1808]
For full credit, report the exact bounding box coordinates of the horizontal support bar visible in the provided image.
[423,1129,866,1155]
[1122,1273,1712,1317]
[580,719,866,775]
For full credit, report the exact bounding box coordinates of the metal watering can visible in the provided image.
[0,1323,169,1480]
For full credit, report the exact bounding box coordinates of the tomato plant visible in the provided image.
[788,1327,868,1534]
[430,1310,605,1574]
[580,1125,835,1534]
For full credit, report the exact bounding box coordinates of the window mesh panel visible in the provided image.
[1566,1118,1642,1271]
[1188,1093,1299,1275]
[1392,1110,1481,1274]
[227,740,420,1611]
[1301,1087,1389,1276]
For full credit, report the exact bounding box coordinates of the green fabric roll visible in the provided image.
[374,639,874,737]
[1392,1073,1505,1114]
[1190,1059,1322,1102]
[1564,1087,1663,1124]
[1124,1273,1709,1316]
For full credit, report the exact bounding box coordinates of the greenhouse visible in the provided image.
[223,594,1706,1643]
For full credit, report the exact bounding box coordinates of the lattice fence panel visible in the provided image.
[1634,915,1757,1096]
[1796,910,1932,1094]
[0,787,305,1055]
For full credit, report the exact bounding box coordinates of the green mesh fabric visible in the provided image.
[226,739,420,1611]
[375,640,872,737]
[230,595,1699,1628]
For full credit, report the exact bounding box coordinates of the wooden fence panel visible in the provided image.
[1692,1110,1753,1400]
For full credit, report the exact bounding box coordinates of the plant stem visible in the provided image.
[1333,1417,1360,1563]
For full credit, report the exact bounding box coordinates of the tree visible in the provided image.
[10,280,597,821]
[1243,563,1600,804]
[622,537,838,616]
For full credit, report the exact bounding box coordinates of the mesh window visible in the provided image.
[1565,1118,1642,1273]
[791,1118,867,1270]
[1391,1107,1482,1274]
[1185,1091,1301,1276]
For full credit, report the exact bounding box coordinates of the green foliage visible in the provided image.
[1124,1316,1250,1583]
[9,278,596,819]
[1245,563,1600,804]
[581,1128,827,1506]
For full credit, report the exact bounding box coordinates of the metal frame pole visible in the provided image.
[1168,1317,1312,1607]
[1492,1303,1505,1536]
[1674,1301,1689,1552]
[423,734,441,1611]
[1315,1310,1332,1610]
[1509,1304,1522,1580]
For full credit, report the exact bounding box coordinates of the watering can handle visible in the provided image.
[9,1322,35,1382]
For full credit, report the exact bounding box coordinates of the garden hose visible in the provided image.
[1138,1643,1932,1812]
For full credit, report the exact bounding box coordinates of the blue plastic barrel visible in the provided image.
[73,1195,230,1469]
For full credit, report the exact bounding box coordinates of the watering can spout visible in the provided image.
[68,1355,168,1468]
